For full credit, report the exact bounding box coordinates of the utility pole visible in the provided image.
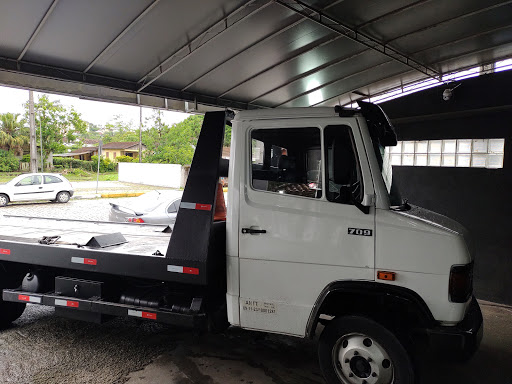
[28,91,38,173]
[139,105,142,163]
[40,116,44,172]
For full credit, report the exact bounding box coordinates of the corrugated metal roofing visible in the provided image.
[0,0,511,113]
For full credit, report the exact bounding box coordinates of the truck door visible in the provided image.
[238,119,375,336]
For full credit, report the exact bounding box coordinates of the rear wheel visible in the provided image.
[0,267,26,329]
[0,194,9,207]
[318,316,414,384]
[56,191,70,203]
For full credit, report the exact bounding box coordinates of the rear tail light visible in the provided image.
[449,262,473,303]
[127,217,145,223]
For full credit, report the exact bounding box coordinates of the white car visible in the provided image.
[0,173,74,206]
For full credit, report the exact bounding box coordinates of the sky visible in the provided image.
[0,85,191,128]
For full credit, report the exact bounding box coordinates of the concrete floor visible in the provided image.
[0,301,509,383]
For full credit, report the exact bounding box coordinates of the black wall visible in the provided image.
[380,70,512,305]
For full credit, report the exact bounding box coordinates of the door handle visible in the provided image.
[241,228,267,235]
[39,187,43,189]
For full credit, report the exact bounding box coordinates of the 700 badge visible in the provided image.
[348,228,373,236]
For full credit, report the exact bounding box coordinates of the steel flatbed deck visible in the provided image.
[0,215,208,284]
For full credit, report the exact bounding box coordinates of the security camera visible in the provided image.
[442,88,453,101]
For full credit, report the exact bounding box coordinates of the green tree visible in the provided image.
[141,113,232,165]
[24,95,88,162]
[102,115,137,143]
[0,113,29,155]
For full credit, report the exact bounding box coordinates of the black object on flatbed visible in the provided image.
[0,111,228,329]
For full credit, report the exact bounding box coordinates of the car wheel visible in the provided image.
[318,316,414,384]
[0,194,9,207]
[56,191,70,203]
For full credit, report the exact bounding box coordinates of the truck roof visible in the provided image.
[234,107,355,121]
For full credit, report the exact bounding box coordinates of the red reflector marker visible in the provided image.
[0,248,10,255]
[18,294,41,303]
[195,204,212,211]
[55,299,79,308]
[167,265,199,275]
[128,309,157,320]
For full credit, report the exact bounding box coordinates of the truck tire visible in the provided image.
[318,316,414,384]
[0,271,26,329]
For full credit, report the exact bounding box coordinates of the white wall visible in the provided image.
[118,162,182,188]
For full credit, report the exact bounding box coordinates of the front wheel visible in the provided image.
[318,316,414,384]
[0,194,9,207]
[56,191,70,203]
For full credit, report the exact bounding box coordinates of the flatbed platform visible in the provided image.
[0,215,208,284]
[0,215,173,257]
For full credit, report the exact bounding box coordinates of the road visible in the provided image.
[0,198,510,384]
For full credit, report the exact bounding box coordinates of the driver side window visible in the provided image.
[16,175,41,186]
[324,125,362,205]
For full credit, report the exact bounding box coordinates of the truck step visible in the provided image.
[2,289,207,329]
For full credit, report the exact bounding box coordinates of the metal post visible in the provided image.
[96,140,102,195]
[39,113,44,172]
[28,91,38,173]
[139,106,142,163]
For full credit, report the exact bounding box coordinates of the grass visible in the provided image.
[0,170,118,182]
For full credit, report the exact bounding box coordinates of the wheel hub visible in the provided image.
[350,356,371,378]
[333,333,394,384]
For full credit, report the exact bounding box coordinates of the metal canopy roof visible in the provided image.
[0,0,511,113]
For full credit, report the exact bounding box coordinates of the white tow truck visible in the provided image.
[0,102,481,384]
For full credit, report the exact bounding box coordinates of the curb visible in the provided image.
[100,192,146,198]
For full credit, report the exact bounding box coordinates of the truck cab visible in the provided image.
[226,104,482,382]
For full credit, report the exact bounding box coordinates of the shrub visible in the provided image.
[67,168,90,177]
[0,150,20,172]
[91,155,117,172]
[21,154,31,163]
[115,155,133,163]
[53,157,94,171]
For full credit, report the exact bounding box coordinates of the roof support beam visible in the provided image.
[248,49,369,104]
[180,16,307,92]
[218,34,345,98]
[274,59,398,107]
[252,22,512,108]
[180,0,346,92]
[276,0,440,80]
[355,0,433,30]
[217,0,433,99]
[17,0,60,61]
[83,0,161,73]
[137,0,271,93]
[0,56,266,112]
[411,24,512,57]
[311,45,512,108]
[385,0,512,45]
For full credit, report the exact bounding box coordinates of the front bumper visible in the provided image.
[426,297,483,361]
